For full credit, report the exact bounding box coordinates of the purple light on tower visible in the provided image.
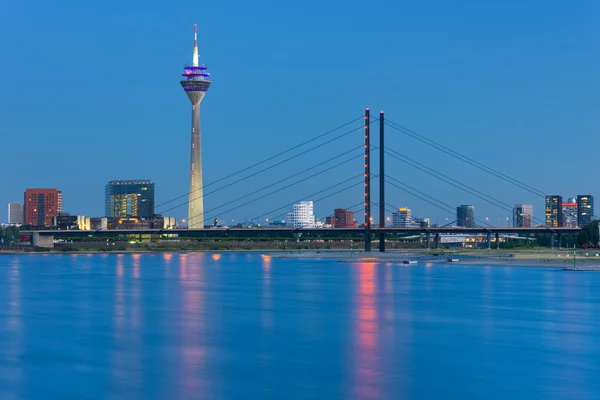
[181,24,212,229]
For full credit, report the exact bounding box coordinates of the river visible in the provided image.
[0,253,598,399]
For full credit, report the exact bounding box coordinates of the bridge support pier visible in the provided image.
[379,111,385,253]
[364,108,371,252]
[495,233,500,250]
[557,233,562,250]
[32,232,54,248]
[487,232,491,249]
[435,233,440,249]
[426,232,431,250]
[551,233,555,250]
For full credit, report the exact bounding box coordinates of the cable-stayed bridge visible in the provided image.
[23,109,580,250]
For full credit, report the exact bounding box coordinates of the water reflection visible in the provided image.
[354,262,380,399]
[111,253,144,392]
[211,253,221,262]
[132,253,141,279]
[179,253,188,280]
[261,254,273,332]
[180,253,207,393]
[5,258,22,389]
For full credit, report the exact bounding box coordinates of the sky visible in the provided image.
[1,0,599,225]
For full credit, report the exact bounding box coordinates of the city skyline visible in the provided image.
[1,1,599,224]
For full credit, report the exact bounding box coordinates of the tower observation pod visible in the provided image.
[180,24,211,229]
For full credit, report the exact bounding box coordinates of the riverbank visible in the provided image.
[2,247,597,269]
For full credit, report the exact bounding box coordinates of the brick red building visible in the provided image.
[326,208,358,228]
[24,189,62,227]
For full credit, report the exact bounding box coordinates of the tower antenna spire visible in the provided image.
[192,24,199,67]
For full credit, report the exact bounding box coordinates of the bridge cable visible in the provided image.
[235,178,365,227]
[156,116,364,210]
[198,146,380,226]
[384,149,546,226]
[157,121,373,215]
[384,119,547,198]
[199,156,366,224]
[385,177,493,228]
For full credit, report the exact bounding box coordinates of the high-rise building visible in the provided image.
[545,195,563,227]
[8,203,24,224]
[105,180,155,218]
[326,208,358,228]
[513,204,533,227]
[577,195,594,227]
[181,24,211,229]
[562,198,578,227]
[24,189,62,227]
[457,205,475,228]
[392,208,412,227]
[286,201,316,228]
[414,217,430,228]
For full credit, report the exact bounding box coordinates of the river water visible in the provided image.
[0,253,599,399]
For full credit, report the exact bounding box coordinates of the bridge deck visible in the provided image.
[20,227,581,237]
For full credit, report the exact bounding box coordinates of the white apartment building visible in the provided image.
[392,207,412,228]
[286,201,316,228]
[8,203,24,225]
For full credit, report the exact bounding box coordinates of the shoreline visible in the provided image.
[1,249,598,269]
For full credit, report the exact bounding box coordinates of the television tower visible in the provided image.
[181,24,211,229]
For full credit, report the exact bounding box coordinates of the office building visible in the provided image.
[392,208,412,227]
[326,208,358,228]
[562,198,578,227]
[545,195,563,227]
[414,217,430,228]
[53,214,90,230]
[8,203,24,224]
[24,189,62,227]
[286,201,316,228]
[181,24,211,229]
[105,180,155,218]
[457,205,475,228]
[577,195,594,227]
[90,217,108,230]
[513,204,533,227]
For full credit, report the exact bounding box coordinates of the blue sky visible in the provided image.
[1,0,598,225]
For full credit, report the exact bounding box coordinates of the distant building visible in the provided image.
[163,217,177,229]
[457,205,474,228]
[562,198,578,227]
[326,208,358,228]
[106,216,165,230]
[286,201,315,228]
[577,195,594,227]
[513,204,533,227]
[392,208,412,227]
[414,217,430,228]
[268,220,287,227]
[545,195,563,227]
[105,180,155,218]
[90,217,108,230]
[24,188,63,227]
[53,214,90,230]
[8,203,24,224]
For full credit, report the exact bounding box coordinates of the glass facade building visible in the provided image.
[545,195,563,227]
[457,205,475,228]
[513,204,533,227]
[577,195,594,227]
[105,180,155,218]
[562,198,578,227]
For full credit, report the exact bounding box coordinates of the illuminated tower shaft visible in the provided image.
[180,24,211,229]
